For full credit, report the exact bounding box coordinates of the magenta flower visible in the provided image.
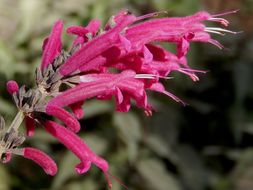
[23,147,58,176]
[1,10,237,188]
[41,20,63,71]
[67,19,101,46]
[43,120,112,187]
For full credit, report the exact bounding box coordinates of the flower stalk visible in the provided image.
[7,110,25,132]
[0,9,237,188]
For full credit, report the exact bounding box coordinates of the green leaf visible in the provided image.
[175,145,208,190]
[83,134,108,154]
[51,151,79,190]
[0,165,10,190]
[30,128,58,143]
[137,158,182,190]
[14,0,47,44]
[0,97,16,116]
[232,148,253,190]
[84,100,113,118]
[0,39,31,78]
[113,112,141,162]
[146,135,173,159]
[80,179,98,190]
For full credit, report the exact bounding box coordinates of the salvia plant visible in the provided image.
[0,10,238,188]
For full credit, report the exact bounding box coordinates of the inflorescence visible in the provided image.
[0,10,237,188]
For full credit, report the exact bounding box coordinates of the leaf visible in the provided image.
[0,39,31,78]
[151,0,200,14]
[83,134,108,154]
[233,61,253,103]
[14,0,47,44]
[113,112,141,162]
[242,123,253,135]
[149,107,180,146]
[0,97,16,116]
[83,100,113,118]
[137,158,182,190]
[232,148,253,190]
[174,145,208,190]
[0,165,10,190]
[31,128,58,143]
[62,182,82,190]
[53,0,94,17]
[50,151,79,190]
[146,135,173,159]
[80,179,98,190]
[0,0,20,40]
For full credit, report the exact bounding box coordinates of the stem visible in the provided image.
[7,111,25,132]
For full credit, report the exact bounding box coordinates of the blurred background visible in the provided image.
[0,0,253,190]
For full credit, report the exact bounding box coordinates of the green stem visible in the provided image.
[7,110,25,132]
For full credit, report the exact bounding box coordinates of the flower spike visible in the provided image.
[1,10,237,188]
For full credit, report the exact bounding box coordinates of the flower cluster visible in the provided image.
[0,10,236,188]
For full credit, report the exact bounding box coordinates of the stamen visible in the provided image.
[208,10,239,27]
[205,29,226,36]
[135,75,154,79]
[137,10,168,21]
[211,9,239,17]
[135,74,173,80]
[209,39,224,49]
[180,68,208,73]
[145,109,153,116]
[107,172,129,190]
[163,90,187,106]
[205,27,239,35]
[178,69,199,82]
[208,17,229,27]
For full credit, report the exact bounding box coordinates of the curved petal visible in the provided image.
[41,20,63,71]
[23,147,58,176]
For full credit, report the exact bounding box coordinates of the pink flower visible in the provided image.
[46,105,81,133]
[6,80,19,94]
[0,125,57,175]
[25,116,35,137]
[67,19,101,46]
[40,11,235,183]
[48,70,147,110]
[23,147,58,176]
[45,10,236,117]
[41,20,63,71]
[43,120,112,187]
[2,10,237,188]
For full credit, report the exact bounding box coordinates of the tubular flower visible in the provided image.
[1,10,237,188]
[43,120,112,187]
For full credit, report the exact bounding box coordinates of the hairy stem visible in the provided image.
[7,111,25,132]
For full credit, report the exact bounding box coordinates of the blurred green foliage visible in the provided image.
[0,0,253,190]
